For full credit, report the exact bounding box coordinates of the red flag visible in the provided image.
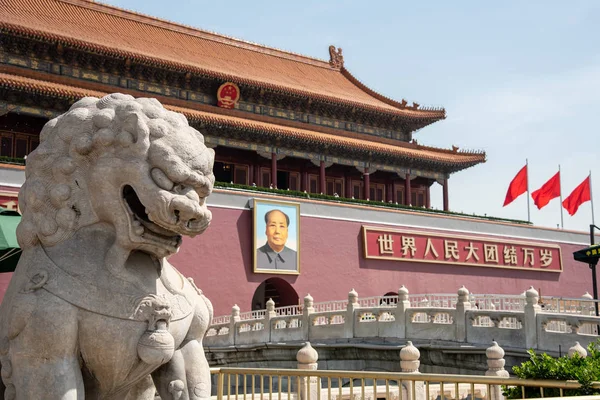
[562,176,591,216]
[503,165,528,206]
[531,172,561,209]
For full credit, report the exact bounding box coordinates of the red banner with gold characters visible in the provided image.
[362,226,562,272]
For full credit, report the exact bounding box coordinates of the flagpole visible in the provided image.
[559,164,564,229]
[591,170,595,226]
[526,159,531,223]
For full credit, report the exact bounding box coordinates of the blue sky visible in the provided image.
[103,0,600,232]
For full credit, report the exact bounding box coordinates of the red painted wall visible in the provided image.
[0,205,589,314]
[171,207,590,317]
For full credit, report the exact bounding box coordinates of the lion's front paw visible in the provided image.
[168,379,184,400]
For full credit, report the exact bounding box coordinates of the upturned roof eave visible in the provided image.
[1,22,445,122]
[0,71,484,169]
[340,67,446,118]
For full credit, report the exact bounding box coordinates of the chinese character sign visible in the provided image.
[362,226,562,272]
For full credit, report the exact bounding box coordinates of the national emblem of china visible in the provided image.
[217,82,240,109]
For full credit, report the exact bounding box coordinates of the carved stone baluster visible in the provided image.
[266,298,276,343]
[396,286,410,339]
[303,294,314,340]
[400,341,424,400]
[345,289,358,339]
[582,292,594,316]
[568,342,587,358]
[230,304,240,346]
[266,298,276,319]
[297,342,320,400]
[486,341,509,400]
[524,287,541,349]
[456,286,471,342]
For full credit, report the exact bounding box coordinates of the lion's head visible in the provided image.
[18,93,215,258]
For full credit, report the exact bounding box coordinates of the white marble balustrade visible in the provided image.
[205,286,600,352]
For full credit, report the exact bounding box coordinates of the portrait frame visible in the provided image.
[253,198,301,275]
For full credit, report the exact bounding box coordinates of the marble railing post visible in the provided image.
[524,287,541,349]
[266,298,276,342]
[345,289,359,339]
[400,341,424,400]
[230,304,240,346]
[568,342,587,358]
[302,294,314,339]
[203,290,600,350]
[486,341,509,400]
[581,293,597,334]
[297,342,319,400]
[396,286,410,339]
[266,298,276,319]
[455,286,471,342]
[582,292,595,316]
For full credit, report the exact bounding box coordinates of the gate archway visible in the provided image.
[381,291,398,305]
[251,278,299,310]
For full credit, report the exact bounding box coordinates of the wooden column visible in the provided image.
[345,175,352,198]
[405,173,411,206]
[426,184,431,209]
[386,182,393,202]
[301,170,307,192]
[320,160,326,194]
[254,163,261,187]
[248,165,254,186]
[443,178,449,211]
[271,152,277,188]
[364,168,370,200]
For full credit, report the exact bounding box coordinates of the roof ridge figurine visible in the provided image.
[329,45,345,69]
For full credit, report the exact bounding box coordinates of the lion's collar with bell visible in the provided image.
[20,246,195,323]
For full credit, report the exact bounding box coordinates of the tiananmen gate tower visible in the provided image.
[0,0,595,315]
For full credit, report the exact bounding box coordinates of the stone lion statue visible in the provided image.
[0,94,216,399]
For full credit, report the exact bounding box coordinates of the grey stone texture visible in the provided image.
[0,94,216,399]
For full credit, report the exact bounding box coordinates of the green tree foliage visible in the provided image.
[503,341,600,398]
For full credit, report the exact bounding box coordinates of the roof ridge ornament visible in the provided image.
[328,45,344,69]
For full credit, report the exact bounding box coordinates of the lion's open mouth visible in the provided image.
[123,185,182,248]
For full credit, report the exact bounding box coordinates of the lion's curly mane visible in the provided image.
[18,93,212,249]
